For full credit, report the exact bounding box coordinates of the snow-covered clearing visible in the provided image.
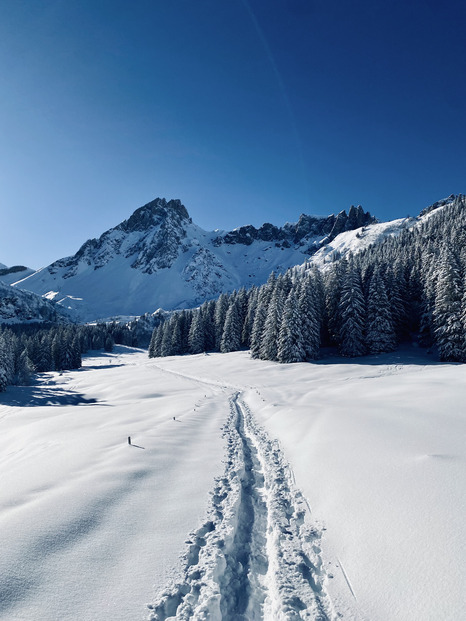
[1,346,465,620]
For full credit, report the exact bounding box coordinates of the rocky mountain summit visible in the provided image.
[11,198,376,320]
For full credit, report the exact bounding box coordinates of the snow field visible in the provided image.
[154,349,466,621]
[1,345,465,621]
[0,347,231,621]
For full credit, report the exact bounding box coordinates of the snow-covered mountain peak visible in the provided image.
[117,198,191,234]
[41,197,193,278]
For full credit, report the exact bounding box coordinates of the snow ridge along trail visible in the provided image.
[148,393,335,621]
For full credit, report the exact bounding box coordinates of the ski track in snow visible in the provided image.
[148,392,336,621]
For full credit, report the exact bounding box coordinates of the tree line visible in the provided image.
[0,322,137,392]
[149,195,466,363]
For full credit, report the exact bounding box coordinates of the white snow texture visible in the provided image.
[0,346,465,621]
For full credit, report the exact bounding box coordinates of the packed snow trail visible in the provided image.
[148,393,335,621]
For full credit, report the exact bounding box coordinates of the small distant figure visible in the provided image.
[128,436,131,445]
[173,416,176,421]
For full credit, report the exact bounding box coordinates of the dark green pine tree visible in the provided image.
[148,323,163,358]
[0,333,12,391]
[277,291,305,363]
[201,301,216,352]
[241,287,258,348]
[366,268,396,354]
[338,263,366,357]
[324,258,348,346]
[220,299,242,353]
[259,284,286,361]
[298,275,320,360]
[214,294,229,350]
[250,273,276,358]
[188,311,206,354]
[433,248,464,361]
[160,320,174,357]
[170,315,184,356]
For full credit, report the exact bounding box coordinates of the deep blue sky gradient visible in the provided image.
[1,0,465,267]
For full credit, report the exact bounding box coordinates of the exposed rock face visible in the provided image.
[11,198,376,320]
[50,198,192,277]
[214,206,375,250]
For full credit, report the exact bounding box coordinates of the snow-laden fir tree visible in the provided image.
[0,333,12,391]
[250,273,276,358]
[338,262,366,357]
[387,258,409,340]
[433,248,464,361]
[220,299,242,353]
[214,294,229,350]
[259,278,287,360]
[188,311,206,354]
[241,286,258,347]
[324,258,348,345]
[365,267,396,354]
[277,290,305,363]
[461,271,466,351]
[201,301,216,352]
[161,320,174,357]
[16,350,34,385]
[298,274,320,359]
[170,316,184,356]
[148,322,163,357]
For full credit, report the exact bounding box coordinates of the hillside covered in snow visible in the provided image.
[0,280,67,325]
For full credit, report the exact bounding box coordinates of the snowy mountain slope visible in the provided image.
[306,194,458,269]
[0,265,35,285]
[0,280,68,324]
[1,347,464,621]
[308,217,414,267]
[12,198,374,321]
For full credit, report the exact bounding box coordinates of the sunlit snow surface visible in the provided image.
[1,346,465,620]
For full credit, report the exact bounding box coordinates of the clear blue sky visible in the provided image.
[1,0,465,268]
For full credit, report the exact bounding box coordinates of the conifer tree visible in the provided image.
[433,248,463,361]
[259,283,286,360]
[250,273,276,358]
[298,275,320,359]
[160,321,174,357]
[214,294,229,350]
[366,268,396,354]
[220,300,242,353]
[277,291,305,363]
[188,311,206,354]
[170,316,184,356]
[324,258,348,345]
[339,263,366,357]
[241,287,258,347]
[201,301,216,352]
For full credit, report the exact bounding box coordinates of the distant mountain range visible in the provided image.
[4,198,374,321]
[0,195,458,324]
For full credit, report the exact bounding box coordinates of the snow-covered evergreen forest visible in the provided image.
[149,196,466,363]
[0,323,136,392]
